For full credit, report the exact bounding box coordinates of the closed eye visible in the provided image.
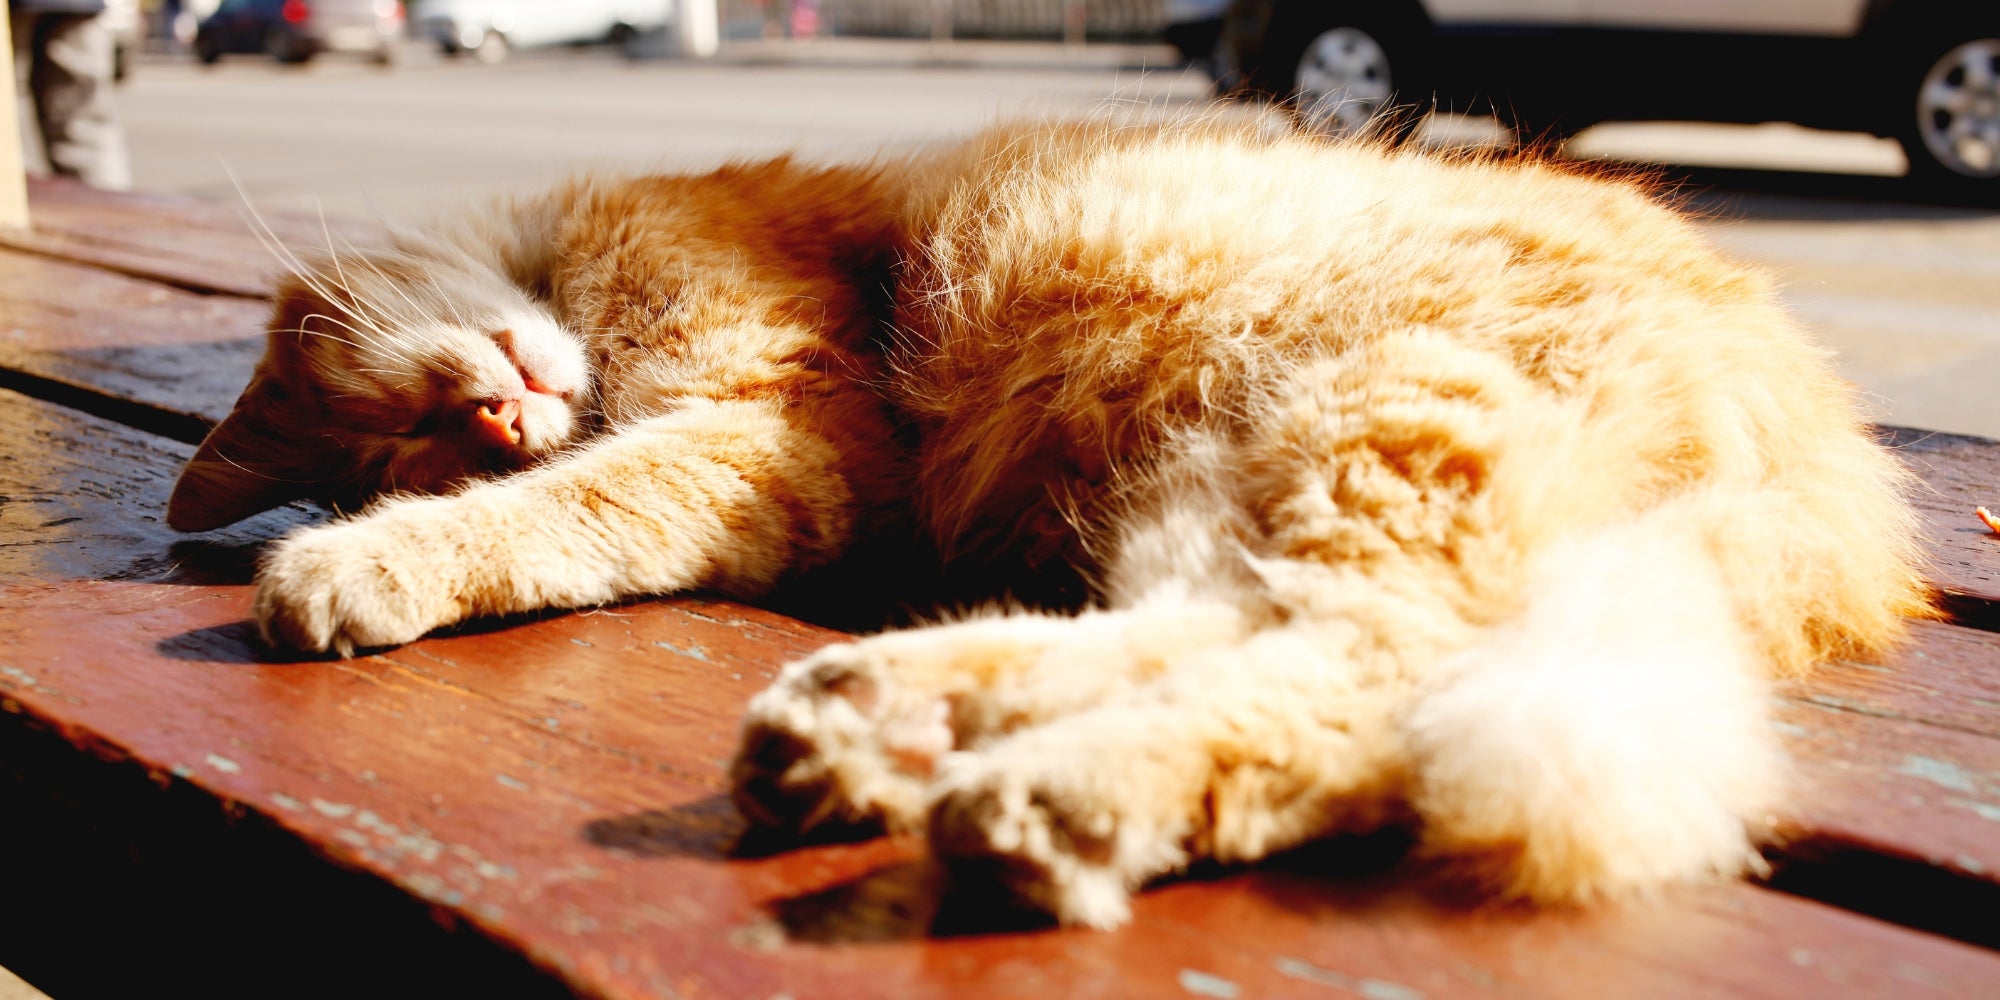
[388,411,442,437]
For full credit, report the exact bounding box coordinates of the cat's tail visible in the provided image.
[1401,507,1783,902]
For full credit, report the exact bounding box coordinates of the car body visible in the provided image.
[193,0,406,64]
[1163,0,1231,64]
[410,0,671,63]
[1213,0,2000,192]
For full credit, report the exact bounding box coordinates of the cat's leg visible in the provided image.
[730,453,1270,834]
[924,624,1408,928]
[255,387,901,654]
[1401,512,1782,903]
[730,593,1255,835]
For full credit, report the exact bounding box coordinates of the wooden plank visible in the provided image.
[9,578,2000,998]
[1881,426,2000,607]
[0,386,307,583]
[0,177,378,299]
[0,247,268,435]
[6,391,2000,997]
[1776,625,2000,880]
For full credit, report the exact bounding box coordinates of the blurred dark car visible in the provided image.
[1163,0,1232,65]
[1214,0,2000,194]
[194,0,405,64]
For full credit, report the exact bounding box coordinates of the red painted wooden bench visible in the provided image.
[3,179,1998,998]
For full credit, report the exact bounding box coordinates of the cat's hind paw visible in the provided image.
[927,731,1193,930]
[731,642,955,835]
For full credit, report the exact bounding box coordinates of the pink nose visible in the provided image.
[472,397,523,447]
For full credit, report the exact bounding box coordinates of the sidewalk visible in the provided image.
[712,35,1187,71]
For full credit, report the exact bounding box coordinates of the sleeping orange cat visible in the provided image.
[168,115,1931,928]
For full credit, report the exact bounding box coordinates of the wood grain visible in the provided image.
[1778,627,2000,881]
[0,246,268,435]
[1882,425,2000,607]
[0,387,308,582]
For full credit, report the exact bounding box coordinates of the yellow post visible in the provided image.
[0,8,30,229]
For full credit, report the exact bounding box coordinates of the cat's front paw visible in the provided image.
[731,641,955,835]
[254,511,466,656]
[927,729,1195,930]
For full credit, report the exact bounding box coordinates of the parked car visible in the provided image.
[410,0,671,63]
[193,0,406,65]
[1213,0,2000,194]
[1162,0,1230,66]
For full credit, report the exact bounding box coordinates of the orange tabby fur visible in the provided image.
[171,114,1931,928]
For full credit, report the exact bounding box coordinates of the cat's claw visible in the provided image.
[254,516,461,656]
[927,737,1191,930]
[731,642,954,834]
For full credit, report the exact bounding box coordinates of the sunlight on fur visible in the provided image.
[171,108,1933,928]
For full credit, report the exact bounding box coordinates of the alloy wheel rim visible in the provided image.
[1295,27,1393,134]
[1918,38,2000,178]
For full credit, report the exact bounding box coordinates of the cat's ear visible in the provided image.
[167,371,336,532]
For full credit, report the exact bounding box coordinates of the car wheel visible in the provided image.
[472,30,509,64]
[267,28,311,64]
[1254,6,1432,141]
[1897,31,2000,196]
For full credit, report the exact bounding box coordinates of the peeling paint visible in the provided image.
[204,753,242,775]
[312,798,355,819]
[495,773,530,792]
[1892,960,1948,988]
[1178,970,1240,999]
[270,793,303,812]
[1,666,36,686]
[1899,755,1978,793]
[1789,948,1813,967]
[1953,853,1988,875]
[653,640,711,662]
[1275,957,1428,1000]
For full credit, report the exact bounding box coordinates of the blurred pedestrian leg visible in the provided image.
[11,2,132,190]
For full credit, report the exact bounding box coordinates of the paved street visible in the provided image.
[107,39,2000,438]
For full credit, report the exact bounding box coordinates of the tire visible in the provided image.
[1893,29,2000,200]
[194,34,221,65]
[267,28,311,64]
[1252,4,1432,141]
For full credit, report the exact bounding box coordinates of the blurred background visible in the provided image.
[32,0,2000,437]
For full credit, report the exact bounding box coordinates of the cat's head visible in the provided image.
[168,243,593,532]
